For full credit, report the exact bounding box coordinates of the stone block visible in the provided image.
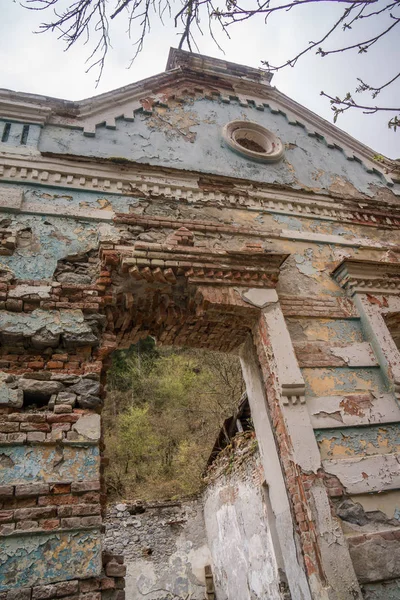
[32,584,58,599]
[15,483,50,497]
[0,373,23,407]
[105,563,126,578]
[27,432,46,442]
[0,485,14,497]
[54,405,73,414]
[55,579,79,597]
[18,379,64,396]
[6,589,31,600]
[0,188,23,212]
[69,380,100,397]
[72,414,101,441]
[77,395,102,409]
[71,481,100,493]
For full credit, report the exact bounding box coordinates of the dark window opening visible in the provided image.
[20,125,30,145]
[236,138,265,153]
[23,391,52,410]
[1,123,11,143]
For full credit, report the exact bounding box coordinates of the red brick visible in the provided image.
[20,422,51,432]
[51,483,71,495]
[47,361,64,369]
[41,518,61,530]
[100,577,115,590]
[0,510,13,523]
[47,414,80,423]
[79,579,101,593]
[106,563,126,577]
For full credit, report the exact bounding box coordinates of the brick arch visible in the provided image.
[97,227,288,361]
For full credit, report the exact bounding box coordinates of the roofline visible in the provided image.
[0,47,398,176]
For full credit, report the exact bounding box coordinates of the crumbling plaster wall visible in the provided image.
[38,99,400,198]
[203,435,286,600]
[104,499,210,600]
[1,83,400,599]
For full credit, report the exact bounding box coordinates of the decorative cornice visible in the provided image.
[166,47,274,85]
[102,235,288,288]
[332,259,400,296]
[1,153,400,232]
[0,98,53,126]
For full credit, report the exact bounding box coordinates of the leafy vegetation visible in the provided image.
[103,338,244,501]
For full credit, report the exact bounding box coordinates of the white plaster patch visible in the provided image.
[98,223,121,243]
[0,187,23,212]
[72,414,101,440]
[240,287,278,308]
[186,544,211,585]
[20,201,114,222]
[330,342,378,367]
[308,393,400,428]
[323,453,400,494]
[8,284,51,299]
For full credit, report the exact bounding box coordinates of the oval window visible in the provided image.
[222,120,284,163]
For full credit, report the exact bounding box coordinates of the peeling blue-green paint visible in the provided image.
[315,423,400,458]
[0,444,99,484]
[272,214,304,232]
[0,214,98,279]
[0,529,101,590]
[303,366,386,397]
[38,99,396,197]
[0,309,94,341]
[300,319,364,344]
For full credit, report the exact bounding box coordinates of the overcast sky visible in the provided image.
[1,0,399,158]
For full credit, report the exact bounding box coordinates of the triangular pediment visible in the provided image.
[0,48,398,186]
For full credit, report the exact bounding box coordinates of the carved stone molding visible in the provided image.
[332,259,400,296]
[103,236,288,288]
[1,154,400,231]
[0,99,52,126]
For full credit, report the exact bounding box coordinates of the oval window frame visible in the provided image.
[222,120,284,163]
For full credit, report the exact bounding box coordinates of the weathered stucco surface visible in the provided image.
[203,438,284,600]
[104,500,210,600]
[0,529,102,590]
[1,47,400,600]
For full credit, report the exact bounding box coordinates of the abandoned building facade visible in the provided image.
[0,47,400,600]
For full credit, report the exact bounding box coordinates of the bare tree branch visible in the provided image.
[22,0,400,130]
